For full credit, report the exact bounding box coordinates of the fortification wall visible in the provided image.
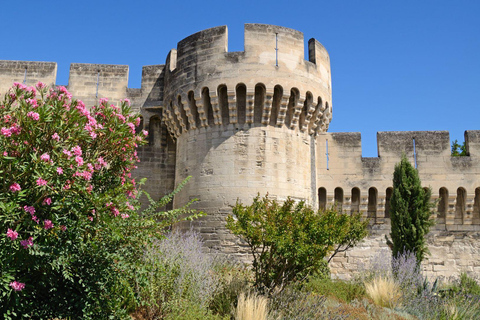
[315,131,480,279]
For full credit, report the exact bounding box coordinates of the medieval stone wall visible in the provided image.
[1,23,479,279]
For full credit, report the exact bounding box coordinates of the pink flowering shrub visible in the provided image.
[0,83,158,318]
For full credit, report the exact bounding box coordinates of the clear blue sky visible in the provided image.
[1,0,479,156]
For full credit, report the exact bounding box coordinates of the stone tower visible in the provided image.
[158,24,332,255]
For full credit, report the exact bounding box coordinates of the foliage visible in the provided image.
[136,230,220,319]
[303,277,366,303]
[225,195,368,294]
[235,292,268,320]
[0,83,201,318]
[364,276,402,309]
[389,155,435,265]
[451,139,467,156]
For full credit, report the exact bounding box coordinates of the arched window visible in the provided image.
[438,188,448,223]
[269,85,283,127]
[474,188,480,224]
[236,84,247,125]
[218,85,229,125]
[385,187,393,219]
[456,188,466,224]
[149,116,162,147]
[368,187,377,220]
[318,187,327,211]
[334,187,344,212]
[253,84,265,124]
[351,187,360,214]
[202,88,214,127]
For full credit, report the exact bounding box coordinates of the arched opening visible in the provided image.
[299,92,312,131]
[148,116,162,147]
[474,188,480,224]
[254,83,265,124]
[368,187,377,220]
[269,85,283,127]
[385,187,393,219]
[285,88,299,128]
[438,187,448,223]
[351,187,360,214]
[177,95,189,131]
[135,116,144,135]
[202,88,214,127]
[456,187,466,224]
[236,83,247,125]
[188,91,200,128]
[318,187,327,211]
[218,85,229,125]
[334,187,344,212]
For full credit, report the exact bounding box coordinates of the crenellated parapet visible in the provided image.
[316,130,480,229]
[161,24,332,138]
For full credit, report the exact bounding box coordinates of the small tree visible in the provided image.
[451,139,467,156]
[226,195,368,294]
[389,155,435,265]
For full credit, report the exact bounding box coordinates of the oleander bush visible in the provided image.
[0,83,201,319]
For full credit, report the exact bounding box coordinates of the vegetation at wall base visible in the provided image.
[225,194,368,295]
[389,155,435,265]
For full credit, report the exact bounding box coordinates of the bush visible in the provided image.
[0,83,201,318]
[303,277,366,303]
[235,292,268,320]
[364,276,402,309]
[137,230,220,318]
[226,195,368,294]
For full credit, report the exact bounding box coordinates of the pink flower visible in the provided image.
[27,111,39,121]
[23,205,35,215]
[56,167,63,175]
[127,122,135,133]
[72,145,82,156]
[36,178,47,186]
[9,183,21,192]
[44,220,53,230]
[1,127,12,137]
[99,98,109,104]
[40,153,50,162]
[62,149,72,158]
[3,151,7,156]
[36,81,46,89]
[126,202,135,210]
[121,213,129,219]
[88,216,93,221]
[135,117,141,126]
[111,207,120,217]
[60,225,67,231]
[142,130,148,136]
[20,237,33,249]
[13,82,27,90]
[122,98,131,106]
[6,228,18,240]
[51,133,60,141]
[9,281,25,291]
[43,197,52,205]
[26,98,38,107]
[97,157,107,168]
[75,156,84,166]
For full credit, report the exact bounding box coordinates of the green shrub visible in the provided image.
[226,195,368,294]
[304,277,366,303]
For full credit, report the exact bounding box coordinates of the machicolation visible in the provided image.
[1,23,480,279]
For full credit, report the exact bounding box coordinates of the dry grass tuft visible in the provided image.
[235,292,268,320]
[365,276,402,309]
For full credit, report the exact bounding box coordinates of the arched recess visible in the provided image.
[318,187,327,211]
[254,83,265,124]
[473,188,480,224]
[456,187,466,224]
[135,116,144,135]
[385,187,393,219]
[269,85,283,127]
[202,87,214,127]
[368,187,377,220]
[299,92,313,131]
[148,115,162,147]
[188,91,200,128]
[351,187,360,214]
[285,88,299,128]
[438,187,448,223]
[218,85,229,125]
[236,83,247,125]
[177,95,189,131]
[334,187,344,212]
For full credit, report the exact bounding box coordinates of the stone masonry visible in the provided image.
[1,24,480,280]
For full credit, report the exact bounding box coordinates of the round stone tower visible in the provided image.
[161,24,332,257]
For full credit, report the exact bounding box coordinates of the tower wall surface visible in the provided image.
[1,24,480,279]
